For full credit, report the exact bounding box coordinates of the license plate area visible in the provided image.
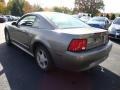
[94,32,106,46]
[116,31,120,36]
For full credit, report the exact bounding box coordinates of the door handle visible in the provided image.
[22,30,32,36]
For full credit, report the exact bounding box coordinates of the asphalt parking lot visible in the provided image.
[0,23,120,90]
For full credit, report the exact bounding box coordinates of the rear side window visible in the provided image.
[33,16,54,30]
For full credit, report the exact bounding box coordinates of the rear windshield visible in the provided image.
[90,17,106,22]
[113,18,120,24]
[42,13,90,29]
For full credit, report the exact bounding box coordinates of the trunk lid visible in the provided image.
[55,27,109,50]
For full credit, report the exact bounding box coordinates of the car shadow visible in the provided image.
[0,43,120,90]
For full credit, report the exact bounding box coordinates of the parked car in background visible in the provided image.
[80,16,91,22]
[108,17,120,39]
[0,16,7,23]
[87,16,110,29]
[5,15,13,21]
[5,15,19,21]
[4,12,112,72]
[11,16,19,21]
[15,16,21,20]
[78,13,91,18]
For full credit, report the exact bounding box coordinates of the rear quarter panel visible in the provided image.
[30,29,78,60]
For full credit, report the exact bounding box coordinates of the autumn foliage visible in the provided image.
[23,1,33,14]
[0,0,6,14]
[0,0,43,16]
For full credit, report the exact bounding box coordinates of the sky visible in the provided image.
[27,0,75,9]
[5,0,120,13]
[104,0,120,13]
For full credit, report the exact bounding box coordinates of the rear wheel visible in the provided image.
[5,31,11,45]
[35,45,53,72]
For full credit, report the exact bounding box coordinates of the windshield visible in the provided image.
[43,13,90,29]
[113,18,120,24]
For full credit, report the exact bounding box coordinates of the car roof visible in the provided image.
[92,16,107,18]
[26,12,72,18]
[30,11,62,16]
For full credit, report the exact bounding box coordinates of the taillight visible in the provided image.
[68,39,87,52]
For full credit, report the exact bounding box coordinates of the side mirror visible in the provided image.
[12,22,17,26]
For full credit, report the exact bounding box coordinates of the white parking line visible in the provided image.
[0,23,5,44]
[0,23,11,90]
[0,63,11,90]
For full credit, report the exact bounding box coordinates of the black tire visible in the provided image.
[34,45,54,72]
[5,31,11,45]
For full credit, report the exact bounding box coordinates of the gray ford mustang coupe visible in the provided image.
[4,12,112,72]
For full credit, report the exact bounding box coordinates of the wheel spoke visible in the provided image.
[36,49,48,69]
[42,62,46,68]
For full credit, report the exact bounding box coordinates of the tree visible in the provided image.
[61,7,72,14]
[32,5,43,12]
[7,0,43,16]
[106,14,110,19]
[75,0,104,16]
[23,1,33,14]
[111,14,116,20]
[53,7,72,14]
[23,2,43,14]
[0,0,5,2]
[7,0,25,16]
[0,0,6,14]
[72,8,79,14]
[101,14,103,17]
[53,7,63,13]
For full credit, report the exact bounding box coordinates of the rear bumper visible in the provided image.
[54,41,112,71]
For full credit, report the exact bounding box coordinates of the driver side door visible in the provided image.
[12,15,36,49]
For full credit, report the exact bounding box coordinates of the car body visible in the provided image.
[87,16,110,29]
[108,17,120,39]
[4,12,112,71]
[0,16,7,23]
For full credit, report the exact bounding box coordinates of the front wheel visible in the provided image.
[35,45,53,72]
[5,31,11,45]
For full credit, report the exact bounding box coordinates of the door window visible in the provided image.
[18,15,36,26]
